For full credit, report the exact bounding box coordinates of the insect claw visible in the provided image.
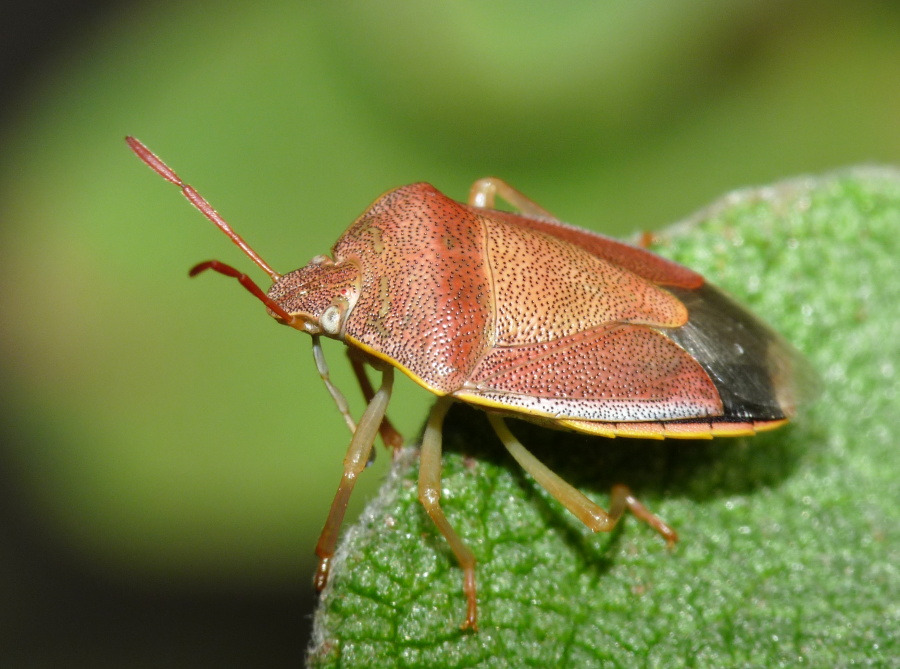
[461,569,479,631]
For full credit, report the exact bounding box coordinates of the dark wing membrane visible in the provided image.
[663,284,819,422]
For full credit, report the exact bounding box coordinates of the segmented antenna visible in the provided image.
[126,136,281,281]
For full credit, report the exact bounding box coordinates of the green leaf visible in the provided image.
[308,169,900,668]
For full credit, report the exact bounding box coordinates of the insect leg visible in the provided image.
[311,336,357,435]
[487,415,678,547]
[314,367,394,591]
[609,483,679,547]
[418,397,479,631]
[468,177,557,219]
[347,349,404,452]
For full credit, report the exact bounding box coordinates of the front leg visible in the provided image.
[347,348,404,452]
[314,367,394,591]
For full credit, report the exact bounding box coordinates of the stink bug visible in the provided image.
[127,137,812,631]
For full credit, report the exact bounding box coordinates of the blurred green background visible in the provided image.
[1,1,899,666]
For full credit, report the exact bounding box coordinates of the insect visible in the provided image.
[127,137,811,631]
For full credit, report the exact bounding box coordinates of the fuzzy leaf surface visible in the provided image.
[310,169,900,668]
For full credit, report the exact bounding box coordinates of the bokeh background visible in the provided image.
[1,2,899,666]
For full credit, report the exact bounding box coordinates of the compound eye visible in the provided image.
[321,305,342,335]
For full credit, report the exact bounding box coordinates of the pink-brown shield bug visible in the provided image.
[127,136,813,630]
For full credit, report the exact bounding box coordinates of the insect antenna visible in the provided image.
[126,136,281,281]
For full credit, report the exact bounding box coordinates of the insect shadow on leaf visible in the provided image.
[434,401,807,569]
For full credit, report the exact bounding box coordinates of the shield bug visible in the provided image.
[127,137,813,631]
